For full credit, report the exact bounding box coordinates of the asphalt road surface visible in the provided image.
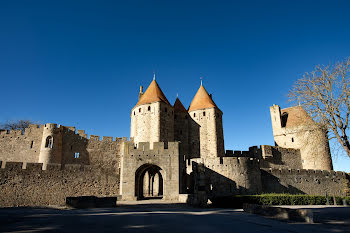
[0,204,349,233]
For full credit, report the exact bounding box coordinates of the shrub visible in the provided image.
[210,194,349,208]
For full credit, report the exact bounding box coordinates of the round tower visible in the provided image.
[130,78,174,146]
[38,123,63,164]
[188,84,225,158]
[270,105,333,170]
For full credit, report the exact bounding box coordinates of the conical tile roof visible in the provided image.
[188,85,218,112]
[136,80,170,106]
[174,97,187,112]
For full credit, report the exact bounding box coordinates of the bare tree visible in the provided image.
[0,120,33,131]
[289,57,350,159]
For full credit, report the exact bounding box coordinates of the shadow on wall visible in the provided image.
[186,162,257,199]
[260,170,305,194]
[188,117,200,159]
[61,132,90,166]
[187,162,306,199]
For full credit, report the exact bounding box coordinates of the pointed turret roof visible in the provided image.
[135,79,170,106]
[174,97,187,112]
[188,84,218,112]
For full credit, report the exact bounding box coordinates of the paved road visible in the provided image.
[0,204,349,233]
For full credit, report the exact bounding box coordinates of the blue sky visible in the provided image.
[1,0,350,171]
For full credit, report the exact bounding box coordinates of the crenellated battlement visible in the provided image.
[88,135,128,143]
[224,146,261,158]
[0,161,98,172]
[125,141,179,156]
[0,124,43,137]
[34,123,129,143]
[189,156,260,173]
[262,167,349,178]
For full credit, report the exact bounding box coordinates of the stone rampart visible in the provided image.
[224,146,261,158]
[261,168,350,196]
[189,156,262,197]
[0,123,126,170]
[0,124,43,163]
[0,161,120,207]
[260,145,302,169]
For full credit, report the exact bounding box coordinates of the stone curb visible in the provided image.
[243,203,314,223]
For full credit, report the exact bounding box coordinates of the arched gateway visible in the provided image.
[119,141,180,201]
[135,164,163,199]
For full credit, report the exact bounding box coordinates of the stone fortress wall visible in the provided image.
[0,125,44,163]
[189,145,349,199]
[0,78,349,207]
[0,123,125,207]
[187,156,262,197]
[261,168,350,197]
[0,123,125,170]
[0,161,120,207]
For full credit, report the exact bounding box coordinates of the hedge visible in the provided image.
[211,194,350,208]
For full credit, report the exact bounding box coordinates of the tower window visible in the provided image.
[148,106,151,111]
[291,138,294,142]
[165,107,168,112]
[134,111,135,115]
[203,111,206,116]
[45,136,53,149]
[281,113,288,127]
[139,108,141,113]
[74,152,80,158]
[194,113,196,117]
[30,141,34,148]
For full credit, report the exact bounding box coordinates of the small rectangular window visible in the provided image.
[74,152,80,158]
[203,111,206,116]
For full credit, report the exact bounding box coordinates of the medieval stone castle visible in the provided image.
[0,78,348,206]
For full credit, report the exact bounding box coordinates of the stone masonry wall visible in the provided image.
[0,125,43,163]
[188,157,262,197]
[0,124,123,171]
[261,168,350,196]
[260,145,302,169]
[131,102,161,146]
[159,102,174,143]
[174,110,190,193]
[0,161,120,207]
[189,108,225,159]
[60,128,123,171]
[120,141,179,201]
[270,105,333,170]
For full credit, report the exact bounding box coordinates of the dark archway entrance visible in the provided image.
[135,164,163,200]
